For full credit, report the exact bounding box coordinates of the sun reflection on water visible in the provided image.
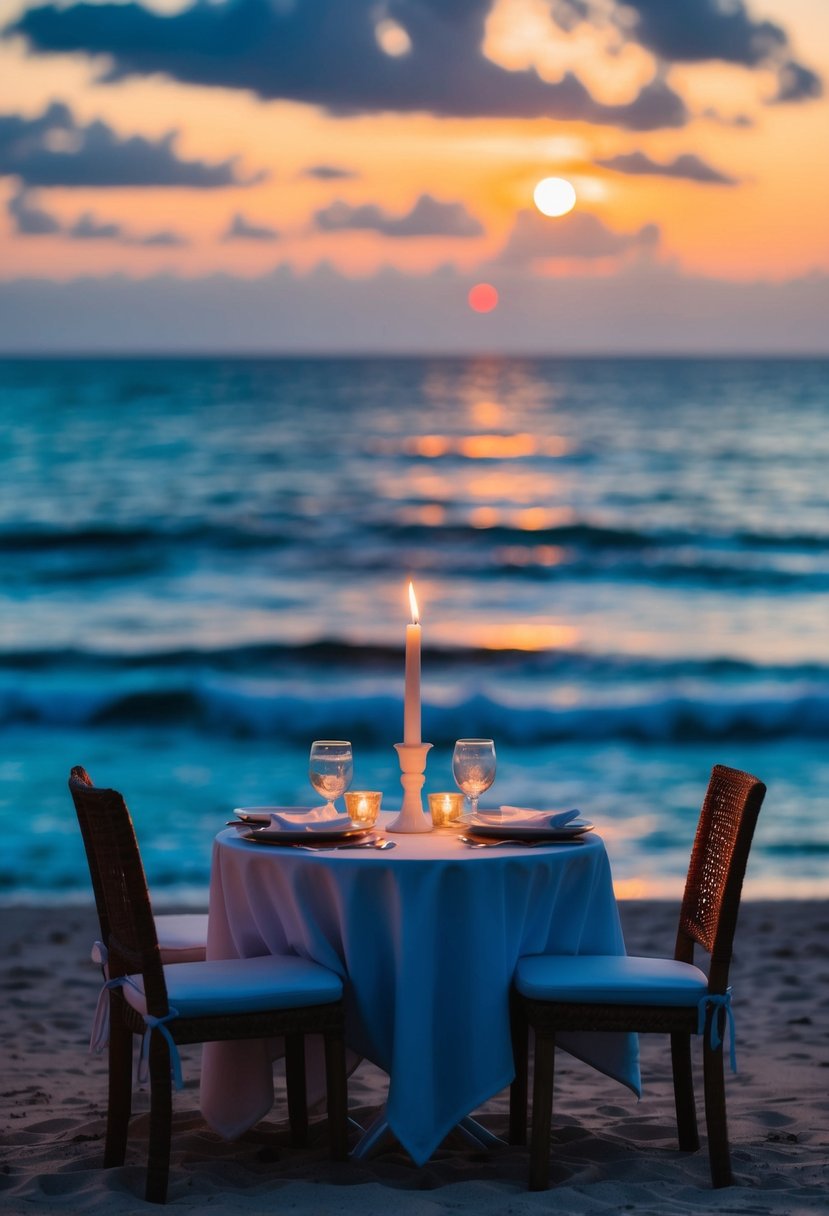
[374,433,570,459]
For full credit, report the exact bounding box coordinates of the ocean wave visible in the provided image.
[4,519,827,556]
[3,681,829,743]
[4,641,829,681]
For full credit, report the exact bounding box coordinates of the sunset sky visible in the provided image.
[1,0,828,352]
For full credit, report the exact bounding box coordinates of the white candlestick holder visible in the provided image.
[386,742,433,833]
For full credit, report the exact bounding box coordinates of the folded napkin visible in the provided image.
[474,805,581,829]
[267,805,355,833]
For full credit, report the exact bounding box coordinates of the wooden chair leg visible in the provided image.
[145,1034,173,1204]
[528,1030,556,1191]
[104,1006,133,1167]
[323,1025,349,1162]
[703,1015,732,1188]
[285,1033,309,1148]
[508,992,529,1146]
[671,1031,700,1152]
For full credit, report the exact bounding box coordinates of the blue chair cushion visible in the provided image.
[122,954,343,1019]
[515,954,709,1007]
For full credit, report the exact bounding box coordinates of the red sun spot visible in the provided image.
[468,283,499,313]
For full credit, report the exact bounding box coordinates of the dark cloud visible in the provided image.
[552,0,822,105]
[0,100,262,187]
[5,0,687,129]
[315,193,484,238]
[496,209,660,264]
[701,107,753,129]
[68,211,125,240]
[7,188,61,235]
[6,187,187,244]
[302,165,358,180]
[133,229,188,247]
[223,212,280,241]
[596,150,737,185]
[774,61,822,104]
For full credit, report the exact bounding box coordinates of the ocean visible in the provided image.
[1,355,827,904]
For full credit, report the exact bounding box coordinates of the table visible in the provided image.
[200,818,640,1165]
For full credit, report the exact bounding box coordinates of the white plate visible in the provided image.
[466,818,594,840]
[240,824,373,844]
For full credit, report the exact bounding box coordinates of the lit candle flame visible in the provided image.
[408,581,419,625]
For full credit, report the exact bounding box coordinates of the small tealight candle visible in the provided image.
[344,790,382,826]
[428,792,464,829]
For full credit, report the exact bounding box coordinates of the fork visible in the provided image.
[458,835,584,849]
[287,838,396,851]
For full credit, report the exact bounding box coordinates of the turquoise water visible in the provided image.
[2,356,827,901]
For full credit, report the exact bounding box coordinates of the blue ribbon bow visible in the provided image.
[90,976,184,1091]
[138,1009,184,1091]
[697,988,737,1073]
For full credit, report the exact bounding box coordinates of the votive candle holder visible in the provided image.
[345,790,383,826]
[428,792,464,829]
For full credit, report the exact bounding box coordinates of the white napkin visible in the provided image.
[267,805,355,833]
[474,805,581,829]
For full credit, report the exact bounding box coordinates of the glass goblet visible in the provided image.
[308,740,353,811]
[452,738,496,821]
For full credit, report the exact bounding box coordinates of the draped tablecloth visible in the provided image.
[200,818,640,1165]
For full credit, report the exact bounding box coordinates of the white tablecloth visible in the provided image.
[201,818,640,1164]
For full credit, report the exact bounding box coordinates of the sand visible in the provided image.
[1,899,827,1214]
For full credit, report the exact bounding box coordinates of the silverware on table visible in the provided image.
[458,835,584,849]
[285,838,396,851]
[228,826,397,851]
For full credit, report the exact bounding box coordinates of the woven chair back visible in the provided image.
[675,764,766,991]
[68,769,169,1016]
[69,766,111,947]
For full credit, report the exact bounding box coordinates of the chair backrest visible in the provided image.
[674,763,766,992]
[69,765,111,946]
[68,768,170,1017]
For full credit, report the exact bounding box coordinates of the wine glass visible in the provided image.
[452,738,496,821]
[309,740,353,811]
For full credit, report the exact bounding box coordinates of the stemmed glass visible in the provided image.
[309,740,353,811]
[452,738,496,821]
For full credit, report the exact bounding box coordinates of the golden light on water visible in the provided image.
[401,504,447,526]
[514,506,562,530]
[401,433,569,459]
[533,176,577,217]
[496,545,566,567]
[469,506,501,529]
[458,434,537,459]
[464,622,579,651]
[410,435,452,458]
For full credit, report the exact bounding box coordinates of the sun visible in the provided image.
[533,177,577,218]
[468,283,499,313]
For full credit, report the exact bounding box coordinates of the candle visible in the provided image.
[345,790,382,825]
[404,581,421,744]
[428,792,463,828]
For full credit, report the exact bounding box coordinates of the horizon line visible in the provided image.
[2,349,829,361]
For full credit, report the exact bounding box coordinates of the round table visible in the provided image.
[200,818,640,1165]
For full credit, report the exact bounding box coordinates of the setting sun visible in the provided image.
[468,283,499,313]
[533,177,577,218]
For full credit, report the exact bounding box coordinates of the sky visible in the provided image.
[1,0,828,354]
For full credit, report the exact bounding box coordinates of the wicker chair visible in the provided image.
[68,769,349,1204]
[70,766,208,965]
[509,763,766,1191]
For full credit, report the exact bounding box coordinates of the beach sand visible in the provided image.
[1,899,827,1214]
